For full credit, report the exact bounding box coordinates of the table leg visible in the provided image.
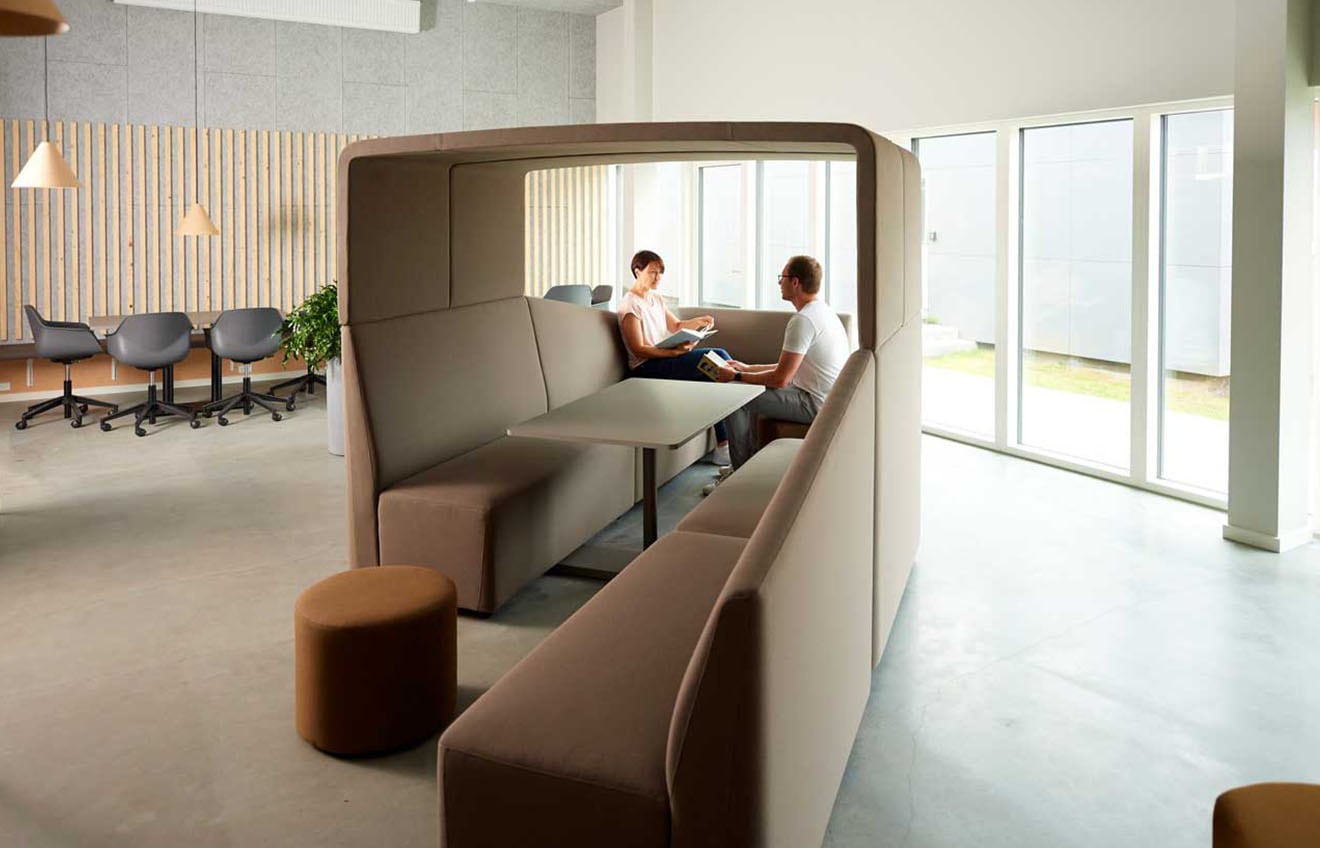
[643,447,657,549]
[206,327,222,403]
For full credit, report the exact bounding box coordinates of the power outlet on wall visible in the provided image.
[0,382,10,391]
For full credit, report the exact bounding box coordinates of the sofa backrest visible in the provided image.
[348,296,549,492]
[526,296,627,407]
[664,348,877,848]
[676,306,855,365]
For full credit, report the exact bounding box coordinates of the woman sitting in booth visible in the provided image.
[617,249,732,466]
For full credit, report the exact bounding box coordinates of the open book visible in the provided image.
[696,349,729,382]
[655,326,718,350]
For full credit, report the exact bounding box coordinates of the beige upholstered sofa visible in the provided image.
[357,297,836,612]
[338,122,921,845]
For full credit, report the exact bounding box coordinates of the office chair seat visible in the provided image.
[106,312,194,372]
[14,305,118,430]
[201,307,293,426]
[100,312,200,436]
[543,285,592,306]
[209,307,284,363]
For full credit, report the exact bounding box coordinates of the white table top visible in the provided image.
[508,378,764,450]
[86,310,222,335]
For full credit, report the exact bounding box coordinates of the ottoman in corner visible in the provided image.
[294,565,457,756]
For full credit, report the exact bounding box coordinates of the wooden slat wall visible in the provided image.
[524,165,614,297]
[0,118,356,343]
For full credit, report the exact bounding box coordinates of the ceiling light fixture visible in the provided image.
[0,0,69,36]
[177,0,217,236]
[11,28,77,189]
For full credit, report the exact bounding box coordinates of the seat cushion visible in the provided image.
[757,417,810,447]
[377,435,634,612]
[438,531,748,848]
[1214,783,1320,848]
[677,438,802,538]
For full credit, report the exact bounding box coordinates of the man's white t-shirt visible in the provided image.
[782,299,849,403]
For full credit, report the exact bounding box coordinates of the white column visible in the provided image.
[1224,0,1315,551]
[594,0,652,123]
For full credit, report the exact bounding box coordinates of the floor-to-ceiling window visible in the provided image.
[758,161,815,310]
[827,161,858,320]
[1159,110,1233,494]
[698,164,748,307]
[1019,119,1134,469]
[916,132,997,438]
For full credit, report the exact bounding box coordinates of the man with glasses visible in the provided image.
[709,254,849,484]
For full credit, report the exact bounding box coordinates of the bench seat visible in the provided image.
[438,530,749,847]
[378,435,634,612]
[676,438,803,539]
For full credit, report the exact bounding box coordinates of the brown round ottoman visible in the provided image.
[295,565,457,756]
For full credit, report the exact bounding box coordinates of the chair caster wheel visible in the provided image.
[189,418,202,429]
[71,417,83,429]
[100,421,112,432]
[218,416,229,427]
[203,410,213,418]
[78,404,88,414]
[134,427,147,437]
[14,419,27,430]
[272,412,283,422]
[285,399,295,411]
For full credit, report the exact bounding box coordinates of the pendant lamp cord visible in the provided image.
[193,0,199,195]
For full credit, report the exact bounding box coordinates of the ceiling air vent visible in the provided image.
[112,0,421,34]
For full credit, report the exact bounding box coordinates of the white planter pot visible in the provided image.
[326,357,344,456]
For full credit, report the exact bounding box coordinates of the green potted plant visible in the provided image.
[281,283,344,455]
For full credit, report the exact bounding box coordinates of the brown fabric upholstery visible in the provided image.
[526,296,627,408]
[438,531,748,848]
[378,436,634,612]
[351,297,549,491]
[295,566,457,755]
[667,351,876,848]
[758,418,810,447]
[1214,783,1320,848]
[676,439,802,539]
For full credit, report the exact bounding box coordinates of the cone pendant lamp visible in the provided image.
[177,0,217,237]
[178,201,218,236]
[12,139,77,187]
[11,34,78,189]
[0,0,69,36]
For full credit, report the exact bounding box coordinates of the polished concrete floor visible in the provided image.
[1,387,1318,846]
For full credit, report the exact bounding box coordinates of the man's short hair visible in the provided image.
[785,255,822,294]
[630,250,665,278]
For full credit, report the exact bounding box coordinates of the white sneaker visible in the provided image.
[710,444,730,466]
[716,465,734,481]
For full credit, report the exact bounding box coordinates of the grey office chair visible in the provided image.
[590,285,614,310]
[15,305,118,430]
[100,312,200,436]
[201,308,292,426]
[543,285,592,306]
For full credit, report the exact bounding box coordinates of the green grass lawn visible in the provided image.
[926,347,1230,421]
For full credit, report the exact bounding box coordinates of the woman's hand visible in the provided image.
[667,340,697,357]
[694,315,715,330]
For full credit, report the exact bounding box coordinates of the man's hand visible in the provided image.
[714,365,737,383]
[726,359,748,371]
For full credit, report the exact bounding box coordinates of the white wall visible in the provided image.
[602,0,1234,131]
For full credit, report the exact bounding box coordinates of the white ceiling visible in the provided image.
[476,0,622,15]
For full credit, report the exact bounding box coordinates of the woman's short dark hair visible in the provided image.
[784,255,823,294]
[630,250,665,278]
